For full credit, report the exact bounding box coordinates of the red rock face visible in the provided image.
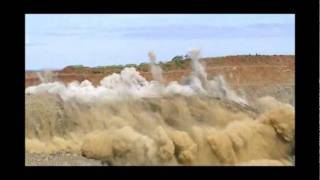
[25,55,294,91]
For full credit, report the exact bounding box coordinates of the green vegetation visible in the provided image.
[61,54,294,76]
[171,55,184,62]
[96,66,110,68]
[162,63,172,71]
[64,54,193,73]
[68,65,84,68]
[171,55,184,69]
[136,63,149,72]
[124,64,137,67]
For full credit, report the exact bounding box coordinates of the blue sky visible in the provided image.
[25,14,295,70]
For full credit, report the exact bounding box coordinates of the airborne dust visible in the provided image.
[25,49,295,166]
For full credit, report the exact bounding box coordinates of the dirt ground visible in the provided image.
[25,152,103,166]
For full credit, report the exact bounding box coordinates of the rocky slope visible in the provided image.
[25,55,295,105]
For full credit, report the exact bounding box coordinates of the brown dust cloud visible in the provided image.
[25,49,295,166]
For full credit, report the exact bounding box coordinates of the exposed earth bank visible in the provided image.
[26,55,295,105]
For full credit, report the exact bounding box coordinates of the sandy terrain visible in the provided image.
[25,152,103,166]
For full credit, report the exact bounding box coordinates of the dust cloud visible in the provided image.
[25,50,295,166]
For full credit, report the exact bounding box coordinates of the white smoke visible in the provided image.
[185,49,248,105]
[36,70,57,83]
[26,50,247,106]
[188,48,207,85]
[148,51,164,83]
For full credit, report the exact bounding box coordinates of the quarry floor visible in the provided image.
[25,152,103,166]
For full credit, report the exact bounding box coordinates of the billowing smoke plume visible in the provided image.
[188,48,208,87]
[25,50,295,166]
[36,70,57,83]
[183,49,248,105]
[148,51,164,83]
[26,50,247,106]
